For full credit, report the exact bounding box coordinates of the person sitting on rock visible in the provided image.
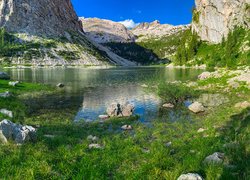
[117,103,123,116]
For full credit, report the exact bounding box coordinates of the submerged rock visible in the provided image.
[203,152,224,164]
[0,72,10,80]
[188,102,205,113]
[177,173,203,180]
[0,109,13,118]
[162,103,174,108]
[107,102,134,117]
[0,120,36,144]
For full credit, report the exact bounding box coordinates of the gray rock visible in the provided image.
[98,115,109,120]
[197,128,206,133]
[177,173,203,180]
[203,152,224,164]
[88,143,103,149]
[0,120,36,144]
[0,72,10,80]
[57,83,65,88]
[188,102,205,113]
[87,135,99,142]
[165,141,172,147]
[0,91,11,98]
[235,101,250,109]
[162,103,174,108]
[0,109,13,118]
[107,102,134,117]
[198,72,211,80]
[121,125,133,130]
[8,81,20,87]
[0,130,8,144]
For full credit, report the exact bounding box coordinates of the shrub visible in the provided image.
[158,82,197,105]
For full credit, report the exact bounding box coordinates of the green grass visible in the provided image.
[0,74,249,179]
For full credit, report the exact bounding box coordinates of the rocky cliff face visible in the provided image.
[80,18,136,43]
[192,0,250,43]
[132,20,190,41]
[0,0,82,37]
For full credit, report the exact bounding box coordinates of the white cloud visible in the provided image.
[118,19,139,29]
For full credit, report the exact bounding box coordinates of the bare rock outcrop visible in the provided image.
[0,0,82,37]
[192,0,250,43]
[132,20,190,41]
[81,18,136,43]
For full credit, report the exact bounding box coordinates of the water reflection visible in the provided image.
[6,67,204,122]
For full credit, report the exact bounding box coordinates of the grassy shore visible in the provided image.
[0,69,249,179]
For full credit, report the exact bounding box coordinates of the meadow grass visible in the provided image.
[0,75,249,179]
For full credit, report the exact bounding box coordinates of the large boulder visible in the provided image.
[0,91,11,98]
[188,102,205,113]
[107,102,134,117]
[0,120,36,144]
[0,72,10,80]
[177,173,203,180]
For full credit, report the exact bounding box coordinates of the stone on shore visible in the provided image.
[107,102,134,117]
[235,101,250,109]
[0,109,13,118]
[89,143,103,149]
[0,91,11,98]
[8,81,20,87]
[87,135,99,142]
[0,72,10,80]
[203,152,224,164]
[0,130,8,144]
[121,125,133,130]
[198,72,211,80]
[188,102,205,113]
[162,103,174,108]
[0,120,36,144]
[177,173,203,180]
[98,115,109,120]
[57,83,65,88]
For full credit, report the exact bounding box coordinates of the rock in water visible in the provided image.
[107,103,134,117]
[0,72,10,80]
[203,152,224,164]
[98,115,109,120]
[0,0,82,37]
[0,130,8,144]
[188,102,205,113]
[177,173,203,180]
[0,109,13,118]
[0,120,36,144]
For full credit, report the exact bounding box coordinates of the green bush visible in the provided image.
[158,82,197,105]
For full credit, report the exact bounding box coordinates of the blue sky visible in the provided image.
[72,0,195,27]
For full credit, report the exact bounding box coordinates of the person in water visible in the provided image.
[116,103,123,116]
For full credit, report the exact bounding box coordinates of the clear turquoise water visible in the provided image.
[6,67,204,122]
